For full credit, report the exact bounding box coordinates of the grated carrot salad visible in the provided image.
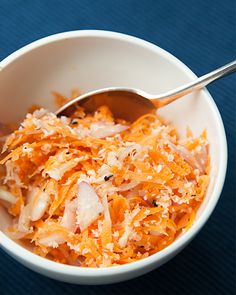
[0,100,209,267]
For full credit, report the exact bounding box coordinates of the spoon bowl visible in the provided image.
[56,88,155,121]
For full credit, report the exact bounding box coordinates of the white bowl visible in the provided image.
[0,30,227,285]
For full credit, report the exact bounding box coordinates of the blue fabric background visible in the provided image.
[0,0,235,294]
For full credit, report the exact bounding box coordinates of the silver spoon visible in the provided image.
[56,60,236,121]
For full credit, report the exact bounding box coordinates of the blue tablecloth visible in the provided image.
[0,1,235,294]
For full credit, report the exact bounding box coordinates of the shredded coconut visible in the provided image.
[167,154,174,162]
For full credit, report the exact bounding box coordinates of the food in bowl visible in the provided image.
[0,101,209,267]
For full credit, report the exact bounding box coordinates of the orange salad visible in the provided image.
[0,103,209,267]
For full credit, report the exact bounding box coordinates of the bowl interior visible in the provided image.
[0,31,225,260]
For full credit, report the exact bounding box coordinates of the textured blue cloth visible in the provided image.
[0,0,235,294]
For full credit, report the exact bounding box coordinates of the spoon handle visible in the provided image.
[153,60,236,107]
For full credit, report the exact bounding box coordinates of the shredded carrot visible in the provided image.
[53,89,80,108]
[0,92,210,267]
